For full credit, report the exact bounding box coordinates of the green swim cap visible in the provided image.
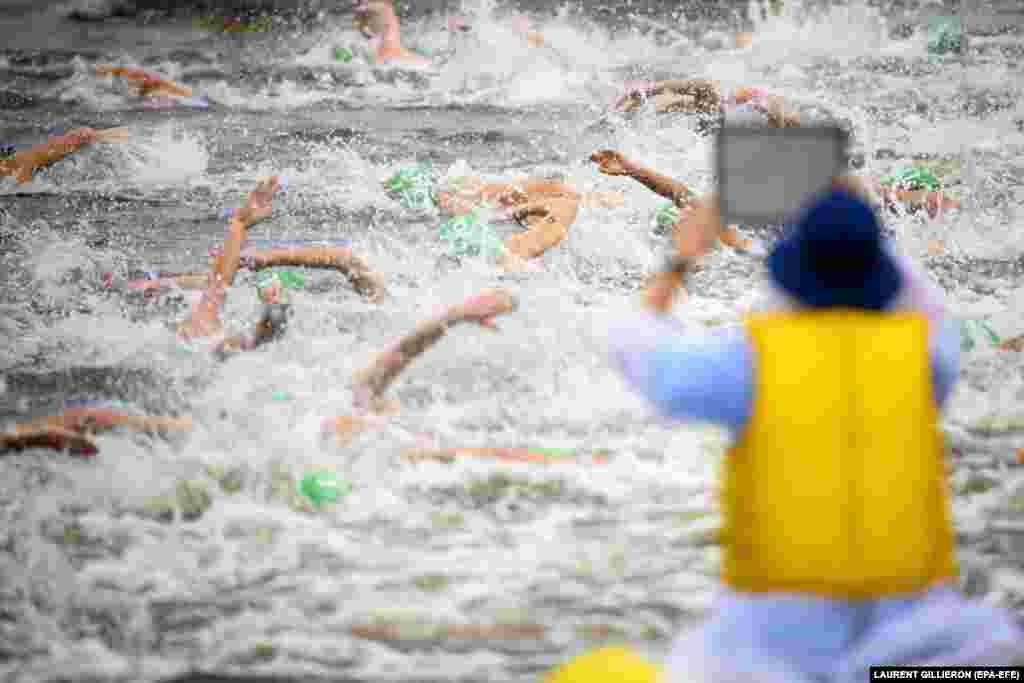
[334,46,355,63]
[927,17,962,56]
[959,318,1000,352]
[256,270,305,291]
[299,470,352,509]
[880,167,941,193]
[653,202,680,229]
[439,210,507,261]
[256,270,304,304]
[385,164,436,211]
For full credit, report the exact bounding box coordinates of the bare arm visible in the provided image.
[2,128,96,184]
[24,409,192,437]
[1,428,98,456]
[178,176,281,339]
[501,196,579,262]
[247,247,387,302]
[613,79,722,114]
[349,290,517,411]
[589,150,694,206]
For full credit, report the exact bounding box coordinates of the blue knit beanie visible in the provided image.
[767,189,903,311]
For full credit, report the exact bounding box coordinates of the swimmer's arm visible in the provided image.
[623,159,694,207]
[501,199,577,260]
[2,128,97,183]
[214,176,283,286]
[350,290,516,411]
[651,79,718,98]
[217,218,247,286]
[246,247,387,302]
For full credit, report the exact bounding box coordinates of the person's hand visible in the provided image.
[234,176,281,227]
[64,127,98,146]
[247,176,280,220]
[589,150,632,176]
[447,289,518,330]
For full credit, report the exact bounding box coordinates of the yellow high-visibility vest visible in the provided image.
[721,310,958,599]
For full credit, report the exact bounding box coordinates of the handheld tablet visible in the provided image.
[716,125,849,225]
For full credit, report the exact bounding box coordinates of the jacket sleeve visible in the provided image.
[607,312,755,435]
[882,242,961,407]
[930,317,961,409]
[608,310,960,430]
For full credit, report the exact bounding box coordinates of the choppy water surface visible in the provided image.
[2,0,1024,680]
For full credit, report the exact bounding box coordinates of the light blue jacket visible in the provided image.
[609,311,961,440]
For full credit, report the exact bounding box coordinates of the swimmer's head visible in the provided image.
[256,270,304,304]
[435,174,485,214]
[256,272,286,304]
[353,0,396,38]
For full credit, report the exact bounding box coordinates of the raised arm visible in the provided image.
[349,289,517,411]
[246,247,387,302]
[177,176,281,340]
[590,150,695,207]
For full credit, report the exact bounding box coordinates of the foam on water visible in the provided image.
[3,0,1024,679]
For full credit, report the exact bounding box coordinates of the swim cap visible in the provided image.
[256,270,305,291]
[439,210,506,261]
[385,164,436,211]
[879,166,941,193]
[545,647,664,683]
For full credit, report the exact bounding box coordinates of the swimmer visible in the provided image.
[589,149,952,257]
[610,79,801,129]
[0,126,129,185]
[323,289,518,445]
[352,0,432,68]
[870,177,962,220]
[589,149,755,257]
[419,169,623,272]
[175,176,282,341]
[95,64,207,107]
[111,225,385,305]
[0,404,192,457]
[116,247,384,302]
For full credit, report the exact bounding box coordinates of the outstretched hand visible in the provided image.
[447,289,518,330]
[63,128,98,147]
[235,176,281,227]
[589,150,631,176]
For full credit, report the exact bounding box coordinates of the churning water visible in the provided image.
[1,0,1024,680]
